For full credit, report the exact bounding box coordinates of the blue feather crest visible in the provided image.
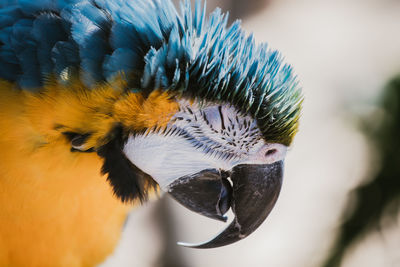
[0,0,302,144]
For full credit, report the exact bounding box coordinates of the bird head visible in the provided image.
[0,0,302,248]
[95,0,302,248]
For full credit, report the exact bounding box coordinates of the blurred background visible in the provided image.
[101,0,400,266]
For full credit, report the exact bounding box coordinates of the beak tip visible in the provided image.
[177,241,189,247]
[177,241,204,248]
[176,241,212,249]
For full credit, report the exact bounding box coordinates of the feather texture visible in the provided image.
[0,0,302,145]
[0,79,131,266]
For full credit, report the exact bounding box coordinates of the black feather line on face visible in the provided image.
[97,126,158,203]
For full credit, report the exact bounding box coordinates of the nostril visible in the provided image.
[254,144,287,163]
[265,149,277,157]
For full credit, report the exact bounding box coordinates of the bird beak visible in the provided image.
[167,160,284,248]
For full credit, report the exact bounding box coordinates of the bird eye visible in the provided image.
[62,132,93,152]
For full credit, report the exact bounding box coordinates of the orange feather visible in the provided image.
[0,79,179,266]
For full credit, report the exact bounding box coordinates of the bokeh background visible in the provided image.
[102,0,400,266]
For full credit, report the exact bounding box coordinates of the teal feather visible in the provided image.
[51,41,79,77]
[0,0,302,145]
[32,13,67,75]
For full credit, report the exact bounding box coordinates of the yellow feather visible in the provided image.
[0,79,179,266]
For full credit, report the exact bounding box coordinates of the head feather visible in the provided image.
[0,0,302,145]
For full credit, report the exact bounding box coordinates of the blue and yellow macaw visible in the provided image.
[0,0,302,266]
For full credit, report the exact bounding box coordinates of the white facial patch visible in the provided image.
[123,102,287,190]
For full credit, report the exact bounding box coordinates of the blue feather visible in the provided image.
[51,41,80,76]
[32,13,68,75]
[17,0,56,15]
[103,48,140,80]
[0,6,23,28]
[0,0,302,144]
[9,19,42,89]
[110,23,143,56]
[79,30,108,86]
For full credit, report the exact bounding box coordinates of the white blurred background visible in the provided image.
[102,0,400,266]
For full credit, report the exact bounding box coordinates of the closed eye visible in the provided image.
[265,149,277,156]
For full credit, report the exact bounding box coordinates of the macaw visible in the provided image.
[0,0,302,266]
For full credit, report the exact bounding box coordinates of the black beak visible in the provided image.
[167,168,232,222]
[167,160,284,248]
